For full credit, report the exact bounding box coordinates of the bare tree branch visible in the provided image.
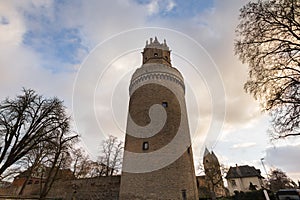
[235,0,300,139]
[98,135,123,176]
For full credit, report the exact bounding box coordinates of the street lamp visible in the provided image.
[261,158,268,179]
[261,158,270,200]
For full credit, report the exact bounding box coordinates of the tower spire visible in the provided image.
[204,147,210,157]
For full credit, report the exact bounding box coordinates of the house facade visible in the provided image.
[225,165,264,195]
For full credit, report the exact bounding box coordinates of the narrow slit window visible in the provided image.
[143,142,149,150]
[181,189,187,200]
[162,102,168,108]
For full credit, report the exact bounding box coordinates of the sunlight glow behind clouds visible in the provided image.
[231,142,257,149]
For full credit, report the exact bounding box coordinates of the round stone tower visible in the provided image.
[119,37,198,200]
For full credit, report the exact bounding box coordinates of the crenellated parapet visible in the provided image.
[145,36,169,51]
[142,37,171,66]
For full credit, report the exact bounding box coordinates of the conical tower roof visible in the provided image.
[204,147,210,157]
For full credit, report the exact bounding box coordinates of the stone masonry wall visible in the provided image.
[49,176,121,200]
[0,176,121,200]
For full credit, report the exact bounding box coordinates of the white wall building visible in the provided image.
[225,165,264,196]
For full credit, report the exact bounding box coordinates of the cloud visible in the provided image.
[147,0,159,15]
[231,142,257,149]
[138,0,177,16]
[166,0,176,12]
[0,1,75,100]
[265,144,300,173]
[0,1,26,45]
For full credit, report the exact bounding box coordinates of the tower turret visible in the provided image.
[203,149,227,198]
[142,36,171,66]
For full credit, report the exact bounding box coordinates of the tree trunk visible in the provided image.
[18,174,30,195]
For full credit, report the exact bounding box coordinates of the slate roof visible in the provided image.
[225,165,264,179]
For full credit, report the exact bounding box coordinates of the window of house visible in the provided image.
[162,102,168,108]
[142,142,149,150]
[231,180,237,187]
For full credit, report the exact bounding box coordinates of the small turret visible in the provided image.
[203,148,220,169]
[142,37,171,66]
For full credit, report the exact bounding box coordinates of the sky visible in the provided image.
[0,0,300,182]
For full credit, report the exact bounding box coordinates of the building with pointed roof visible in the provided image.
[225,165,264,195]
[201,148,227,198]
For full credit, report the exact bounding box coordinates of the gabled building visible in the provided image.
[225,165,264,195]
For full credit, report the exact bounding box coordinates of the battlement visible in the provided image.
[145,36,169,51]
[142,37,171,66]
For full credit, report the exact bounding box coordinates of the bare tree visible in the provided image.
[268,168,297,192]
[0,162,23,181]
[98,135,123,176]
[39,125,77,199]
[199,163,228,200]
[18,141,53,195]
[235,0,300,139]
[71,147,92,178]
[0,89,72,176]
